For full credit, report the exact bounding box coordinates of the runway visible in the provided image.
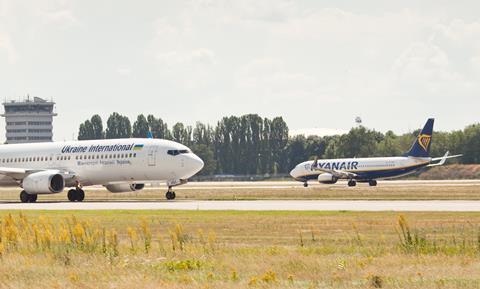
[1,200,480,211]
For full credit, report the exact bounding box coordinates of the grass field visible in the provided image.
[1,210,480,288]
[1,181,480,202]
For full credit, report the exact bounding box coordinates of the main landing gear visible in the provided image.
[348,180,357,187]
[68,188,85,202]
[20,190,37,203]
[166,187,176,200]
[369,180,378,187]
[303,182,308,188]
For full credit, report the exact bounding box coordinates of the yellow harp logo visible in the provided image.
[418,134,431,151]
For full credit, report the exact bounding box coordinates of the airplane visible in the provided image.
[290,118,462,187]
[0,138,204,203]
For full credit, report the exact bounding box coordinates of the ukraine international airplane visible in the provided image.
[0,138,204,202]
[290,119,462,187]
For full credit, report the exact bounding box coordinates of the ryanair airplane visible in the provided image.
[0,138,204,202]
[290,119,462,187]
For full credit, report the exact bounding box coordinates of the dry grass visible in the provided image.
[1,181,480,202]
[0,210,480,288]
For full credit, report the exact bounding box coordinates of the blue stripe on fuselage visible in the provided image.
[295,163,428,182]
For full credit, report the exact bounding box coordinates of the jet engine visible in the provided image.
[317,173,338,184]
[23,171,65,194]
[105,183,145,193]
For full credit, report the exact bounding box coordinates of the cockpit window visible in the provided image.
[167,149,190,156]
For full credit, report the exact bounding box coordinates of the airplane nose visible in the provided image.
[290,167,298,178]
[192,154,204,173]
[183,153,204,178]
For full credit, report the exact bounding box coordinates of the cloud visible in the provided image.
[0,30,17,63]
[154,48,217,89]
[117,67,132,76]
[235,58,319,98]
[156,49,216,68]
[391,19,480,96]
[39,9,79,27]
[393,42,453,82]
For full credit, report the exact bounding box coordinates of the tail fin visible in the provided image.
[405,118,434,158]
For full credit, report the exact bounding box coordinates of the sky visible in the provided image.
[0,0,479,141]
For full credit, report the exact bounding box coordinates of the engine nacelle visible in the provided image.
[23,171,65,194]
[105,183,145,193]
[318,173,338,184]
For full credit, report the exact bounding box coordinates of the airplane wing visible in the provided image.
[428,151,463,167]
[311,159,357,178]
[0,167,30,180]
[0,167,76,181]
[312,166,357,178]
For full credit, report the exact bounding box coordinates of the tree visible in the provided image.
[463,124,480,164]
[191,144,216,175]
[90,115,104,139]
[375,131,401,156]
[286,135,307,170]
[78,120,93,140]
[337,126,382,158]
[106,112,131,139]
[147,115,171,139]
[193,122,213,146]
[172,122,192,146]
[132,114,150,138]
[270,117,289,173]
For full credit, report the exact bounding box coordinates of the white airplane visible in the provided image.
[0,138,204,202]
[290,119,462,187]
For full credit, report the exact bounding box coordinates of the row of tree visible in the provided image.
[78,113,480,175]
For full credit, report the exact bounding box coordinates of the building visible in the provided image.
[1,96,57,144]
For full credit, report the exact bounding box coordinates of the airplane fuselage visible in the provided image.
[0,138,204,188]
[290,156,431,182]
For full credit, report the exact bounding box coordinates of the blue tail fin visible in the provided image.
[405,118,434,158]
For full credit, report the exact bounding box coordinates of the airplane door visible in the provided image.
[148,146,157,166]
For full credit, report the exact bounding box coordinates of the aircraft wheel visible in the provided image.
[76,189,85,202]
[303,182,308,188]
[29,194,38,202]
[67,189,77,202]
[166,191,176,200]
[20,190,29,203]
[348,180,357,187]
[369,180,377,187]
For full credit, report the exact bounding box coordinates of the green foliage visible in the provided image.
[132,114,149,138]
[105,112,131,139]
[78,115,104,140]
[164,259,203,272]
[79,113,480,175]
[191,144,216,175]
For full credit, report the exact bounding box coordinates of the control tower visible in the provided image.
[2,96,57,144]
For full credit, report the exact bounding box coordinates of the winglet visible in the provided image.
[311,156,318,170]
